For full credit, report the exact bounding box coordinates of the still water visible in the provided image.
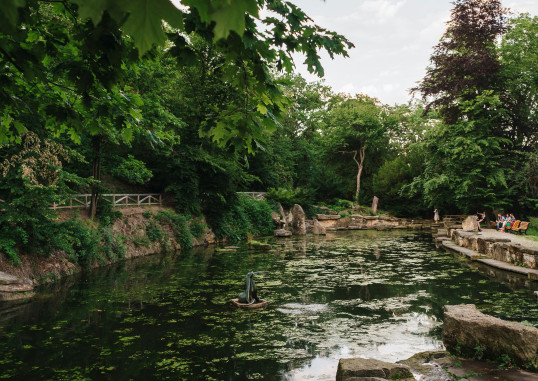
[0,231,537,380]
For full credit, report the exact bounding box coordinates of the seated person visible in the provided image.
[501,213,515,231]
[496,213,505,230]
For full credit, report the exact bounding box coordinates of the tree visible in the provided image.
[414,0,506,124]
[324,95,388,202]
[498,14,538,150]
[411,0,511,213]
[373,104,433,217]
[1,0,354,151]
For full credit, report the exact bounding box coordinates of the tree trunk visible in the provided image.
[89,136,102,218]
[353,146,366,202]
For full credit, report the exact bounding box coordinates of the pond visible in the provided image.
[0,230,537,380]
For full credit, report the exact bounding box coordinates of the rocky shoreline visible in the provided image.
[272,203,434,237]
[336,304,538,380]
[0,206,219,301]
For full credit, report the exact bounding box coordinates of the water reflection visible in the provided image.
[0,230,536,381]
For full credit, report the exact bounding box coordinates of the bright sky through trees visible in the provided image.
[291,0,538,105]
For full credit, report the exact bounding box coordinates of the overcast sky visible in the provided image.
[289,0,538,105]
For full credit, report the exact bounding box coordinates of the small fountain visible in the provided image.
[231,272,267,309]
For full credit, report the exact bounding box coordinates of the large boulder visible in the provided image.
[312,219,326,235]
[443,304,538,369]
[336,358,414,381]
[291,204,306,235]
[461,215,478,232]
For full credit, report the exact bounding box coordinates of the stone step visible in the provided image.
[442,241,479,260]
[0,272,21,285]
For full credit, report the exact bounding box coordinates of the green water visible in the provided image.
[0,231,536,380]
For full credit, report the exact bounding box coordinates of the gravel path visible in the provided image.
[478,228,538,250]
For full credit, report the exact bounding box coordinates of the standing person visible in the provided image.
[434,209,440,223]
[476,211,485,232]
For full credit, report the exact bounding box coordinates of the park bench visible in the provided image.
[506,220,520,232]
[511,221,530,234]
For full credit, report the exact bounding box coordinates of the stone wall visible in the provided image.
[315,214,431,231]
[450,229,538,269]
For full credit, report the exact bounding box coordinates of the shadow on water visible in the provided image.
[0,231,536,380]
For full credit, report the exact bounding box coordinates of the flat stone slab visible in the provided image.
[477,258,538,278]
[316,214,341,220]
[336,358,414,381]
[442,241,479,260]
[0,272,20,285]
[274,229,292,237]
[400,351,538,381]
[443,304,538,368]
[0,283,33,292]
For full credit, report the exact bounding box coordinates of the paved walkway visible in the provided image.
[438,229,538,279]
[477,228,538,250]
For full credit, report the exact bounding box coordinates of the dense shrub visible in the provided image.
[527,217,538,237]
[189,220,207,238]
[207,194,273,242]
[96,198,123,227]
[101,229,127,260]
[155,210,193,249]
[146,220,167,242]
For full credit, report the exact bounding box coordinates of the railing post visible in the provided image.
[137,194,140,206]
[159,194,162,205]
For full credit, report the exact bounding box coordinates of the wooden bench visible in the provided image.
[506,220,520,232]
[511,221,530,235]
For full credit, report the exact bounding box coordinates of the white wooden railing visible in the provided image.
[50,193,162,209]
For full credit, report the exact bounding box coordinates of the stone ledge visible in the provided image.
[442,241,479,260]
[443,304,538,369]
[317,214,342,221]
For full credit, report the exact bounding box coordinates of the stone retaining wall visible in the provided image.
[316,214,430,231]
[449,229,538,269]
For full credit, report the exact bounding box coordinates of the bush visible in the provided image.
[146,220,167,242]
[527,217,538,237]
[59,220,102,267]
[101,229,126,260]
[207,194,273,242]
[189,220,207,238]
[265,187,314,209]
[155,210,193,249]
[96,198,123,227]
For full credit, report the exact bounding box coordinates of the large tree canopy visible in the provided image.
[0,0,354,151]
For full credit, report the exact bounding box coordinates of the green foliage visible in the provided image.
[527,217,538,237]
[189,221,207,239]
[96,200,123,227]
[101,229,126,261]
[132,234,151,248]
[146,220,167,243]
[207,194,273,242]
[59,220,102,267]
[497,354,512,370]
[473,345,484,360]
[1,0,353,152]
[111,155,153,184]
[155,210,193,250]
[265,187,314,210]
